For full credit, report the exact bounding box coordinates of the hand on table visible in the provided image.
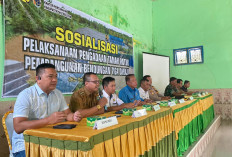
[47,112,67,124]
[125,102,135,108]
[133,100,141,106]
[161,96,170,100]
[73,111,82,122]
[144,99,153,103]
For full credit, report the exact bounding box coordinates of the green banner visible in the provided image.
[3,0,133,97]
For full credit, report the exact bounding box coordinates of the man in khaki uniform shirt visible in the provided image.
[143,75,170,101]
[69,72,107,117]
[70,87,99,111]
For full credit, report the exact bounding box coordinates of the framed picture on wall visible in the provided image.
[188,46,204,64]
[173,49,188,65]
[173,46,204,65]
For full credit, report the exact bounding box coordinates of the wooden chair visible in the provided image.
[2,111,14,157]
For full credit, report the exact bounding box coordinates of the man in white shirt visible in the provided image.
[138,78,153,103]
[12,63,82,157]
[102,77,136,112]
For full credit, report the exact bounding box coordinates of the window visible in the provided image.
[173,46,203,65]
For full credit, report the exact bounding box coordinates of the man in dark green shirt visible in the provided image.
[176,79,185,93]
[164,77,179,97]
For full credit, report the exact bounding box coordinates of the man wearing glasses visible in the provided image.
[69,72,107,117]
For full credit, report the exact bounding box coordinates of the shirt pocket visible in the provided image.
[112,100,118,106]
[30,97,44,119]
[129,98,135,102]
[31,97,39,112]
[112,99,117,104]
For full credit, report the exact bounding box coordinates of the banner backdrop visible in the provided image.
[3,0,133,97]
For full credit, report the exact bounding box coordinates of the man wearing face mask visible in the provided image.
[69,72,107,117]
[102,77,135,112]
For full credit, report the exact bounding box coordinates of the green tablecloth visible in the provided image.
[172,94,214,156]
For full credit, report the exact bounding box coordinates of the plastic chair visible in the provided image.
[2,111,14,157]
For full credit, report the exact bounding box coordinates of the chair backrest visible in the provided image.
[2,111,14,153]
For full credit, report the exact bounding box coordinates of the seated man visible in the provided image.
[181,80,195,95]
[164,77,182,97]
[102,77,135,111]
[138,78,152,103]
[176,79,184,93]
[12,63,82,157]
[118,74,145,105]
[143,75,170,101]
[69,72,107,117]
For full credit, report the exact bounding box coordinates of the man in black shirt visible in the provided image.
[181,80,195,95]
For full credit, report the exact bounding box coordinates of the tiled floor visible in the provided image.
[201,120,232,157]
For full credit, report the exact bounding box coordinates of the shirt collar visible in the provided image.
[35,83,45,96]
[35,83,54,96]
[83,87,91,96]
[83,87,98,96]
[139,87,145,93]
[182,86,187,89]
[148,85,154,90]
[102,89,110,98]
[126,85,135,92]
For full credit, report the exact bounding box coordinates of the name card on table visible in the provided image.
[198,94,202,97]
[93,116,118,130]
[153,105,161,111]
[155,101,161,105]
[168,101,176,107]
[179,99,185,104]
[189,96,194,100]
[132,109,147,118]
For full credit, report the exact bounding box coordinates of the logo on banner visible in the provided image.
[33,0,41,8]
[22,0,30,2]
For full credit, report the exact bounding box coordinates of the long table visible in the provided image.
[171,94,214,156]
[23,94,214,157]
[24,107,177,157]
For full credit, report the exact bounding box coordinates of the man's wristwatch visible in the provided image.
[97,105,101,110]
